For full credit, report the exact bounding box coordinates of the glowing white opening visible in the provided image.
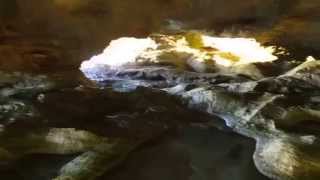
[202,36,278,66]
[80,34,280,73]
[80,37,157,70]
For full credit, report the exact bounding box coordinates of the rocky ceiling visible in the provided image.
[0,0,319,72]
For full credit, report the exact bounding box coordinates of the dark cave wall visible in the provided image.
[0,0,319,72]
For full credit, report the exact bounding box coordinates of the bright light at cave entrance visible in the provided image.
[80,34,279,72]
[202,36,278,66]
[80,37,157,70]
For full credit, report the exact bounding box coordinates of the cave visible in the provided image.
[0,1,320,180]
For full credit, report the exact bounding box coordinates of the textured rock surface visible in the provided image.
[0,0,319,179]
[80,33,320,180]
[0,0,319,72]
[1,70,263,180]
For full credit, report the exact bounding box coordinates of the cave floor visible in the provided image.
[0,69,270,180]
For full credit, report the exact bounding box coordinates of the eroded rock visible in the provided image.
[79,33,320,180]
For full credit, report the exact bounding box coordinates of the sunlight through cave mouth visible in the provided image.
[1,1,320,180]
[80,32,286,83]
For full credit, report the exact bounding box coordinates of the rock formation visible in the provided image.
[0,0,319,179]
[80,33,320,180]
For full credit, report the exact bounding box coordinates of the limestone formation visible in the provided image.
[0,0,319,179]
[80,33,320,180]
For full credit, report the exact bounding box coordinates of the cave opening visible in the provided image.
[0,1,320,180]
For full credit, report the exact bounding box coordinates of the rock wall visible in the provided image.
[0,0,319,72]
